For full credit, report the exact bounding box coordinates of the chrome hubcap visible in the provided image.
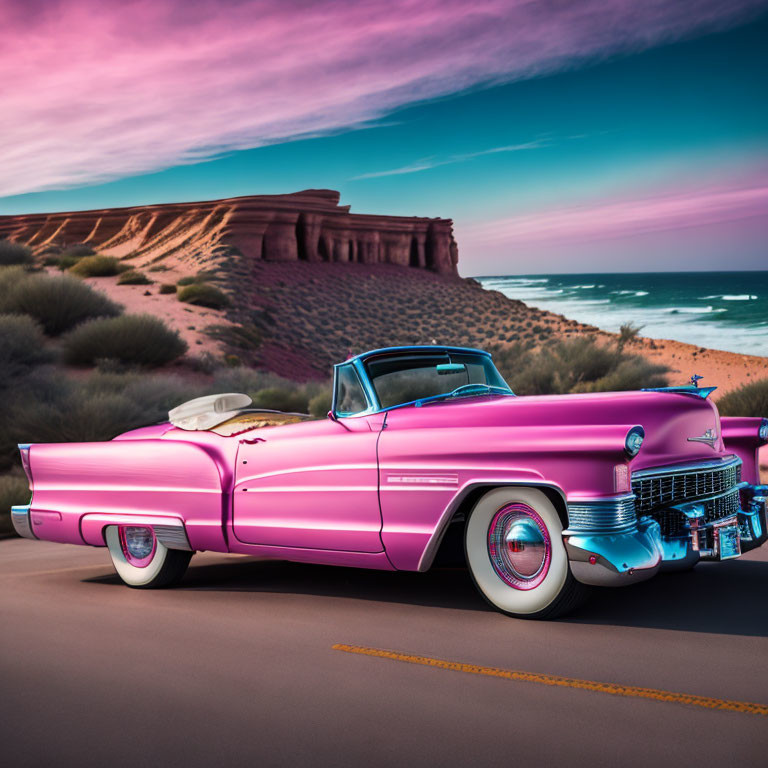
[487,504,551,590]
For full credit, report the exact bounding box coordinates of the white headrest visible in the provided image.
[168,392,253,431]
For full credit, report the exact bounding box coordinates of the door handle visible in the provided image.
[240,437,266,445]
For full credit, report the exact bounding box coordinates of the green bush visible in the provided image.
[62,243,96,259]
[0,472,31,535]
[159,283,177,294]
[251,387,309,413]
[0,239,33,267]
[69,254,124,277]
[717,378,768,418]
[0,315,52,390]
[177,283,229,309]
[491,338,668,395]
[177,276,197,286]
[55,245,95,271]
[0,271,122,335]
[205,323,261,350]
[117,270,152,285]
[62,314,188,367]
[308,389,332,417]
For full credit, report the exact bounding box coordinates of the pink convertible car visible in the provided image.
[12,345,768,619]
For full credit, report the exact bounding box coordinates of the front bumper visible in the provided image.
[564,484,767,587]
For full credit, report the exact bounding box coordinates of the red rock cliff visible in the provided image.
[0,189,459,275]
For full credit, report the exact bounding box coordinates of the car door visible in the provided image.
[232,415,384,553]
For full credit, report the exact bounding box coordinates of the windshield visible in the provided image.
[364,352,512,409]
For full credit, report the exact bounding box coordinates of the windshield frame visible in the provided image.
[331,345,513,418]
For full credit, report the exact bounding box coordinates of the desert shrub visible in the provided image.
[9,389,147,446]
[117,270,152,285]
[69,254,124,277]
[62,314,187,367]
[0,472,31,535]
[63,243,96,259]
[177,283,229,309]
[0,239,33,267]
[148,265,169,272]
[717,378,768,418]
[308,388,332,417]
[251,387,309,413]
[0,271,122,335]
[491,338,668,395]
[205,323,261,350]
[211,367,293,395]
[159,283,177,294]
[572,357,668,393]
[0,315,52,384]
[177,276,197,286]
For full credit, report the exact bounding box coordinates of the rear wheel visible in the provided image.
[465,487,588,619]
[106,525,192,588]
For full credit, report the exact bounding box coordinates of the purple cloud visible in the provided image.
[458,177,768,250]
[0,0,764,196]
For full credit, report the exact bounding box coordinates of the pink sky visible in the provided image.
[1,0,764,197]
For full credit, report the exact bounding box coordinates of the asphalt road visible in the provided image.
[2,538,767,767]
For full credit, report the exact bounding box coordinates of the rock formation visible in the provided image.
[0,189,459,275]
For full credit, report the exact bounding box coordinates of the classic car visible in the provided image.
[11,345,768,619]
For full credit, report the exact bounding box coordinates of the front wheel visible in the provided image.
[106,525,192,588]
[465,487,588,619]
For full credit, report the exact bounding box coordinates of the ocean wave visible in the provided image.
[572,284,596,289]
[665,306,727,314]
[499,278,550,285]
[701,294,758,301]
[611,289,650,296]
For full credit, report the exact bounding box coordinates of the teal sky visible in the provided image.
[2,4,766,275]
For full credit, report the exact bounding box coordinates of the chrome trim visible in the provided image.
[11,505,35,540]
[687,428,718,448]
[631,455,741,479]
[564,494,637,534]
[153,522,192,551]
[565,516,662,587]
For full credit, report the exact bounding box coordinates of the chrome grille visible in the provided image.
[704,488,740,523]
[567,496,637,533]
[632,459,741,516]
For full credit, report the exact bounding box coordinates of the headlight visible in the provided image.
[625,426,645,457]
[760,419,768,442]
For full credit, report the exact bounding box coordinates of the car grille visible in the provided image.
[566,496,637,533]
[632,460,740,516]
[632,459,742,537]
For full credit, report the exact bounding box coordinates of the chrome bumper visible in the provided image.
[11,504,35,540]
[563,484,767,587]
[565,516,662,587]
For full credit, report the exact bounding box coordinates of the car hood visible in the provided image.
[387,389,726,470]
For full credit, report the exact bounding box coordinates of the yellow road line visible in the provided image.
[332,644,768,716]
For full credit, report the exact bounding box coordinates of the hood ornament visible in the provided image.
[689,374,704,388]
[687,428,718,449]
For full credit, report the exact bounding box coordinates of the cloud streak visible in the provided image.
[0,0,764,196]
[458,179,768,248]
[351,141,546,179]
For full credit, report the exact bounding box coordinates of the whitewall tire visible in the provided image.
[465,487,588,619]
[106,525,192,589]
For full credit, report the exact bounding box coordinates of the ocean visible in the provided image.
[477,271,768,357]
